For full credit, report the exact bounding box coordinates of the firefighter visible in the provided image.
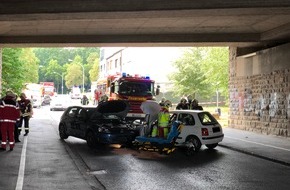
[0,92,20,151]
[157,100,172,138]
[159,97,166,106]
[176,98,188,110]
[191,99,203,110]
[18,93,33,136]
[187,95,193,109]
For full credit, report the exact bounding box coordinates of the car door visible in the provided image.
[66,107,80,136]
[174,113,200,144]
[74,108,89,139]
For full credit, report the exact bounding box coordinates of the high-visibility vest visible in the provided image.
[158,111,169,128]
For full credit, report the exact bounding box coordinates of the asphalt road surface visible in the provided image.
[1,104,290,190]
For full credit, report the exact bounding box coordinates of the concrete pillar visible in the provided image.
[0,48,2,95]
[228,44,290,137]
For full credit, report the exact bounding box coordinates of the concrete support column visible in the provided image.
[0,48,2,95]
[228,44,290,137]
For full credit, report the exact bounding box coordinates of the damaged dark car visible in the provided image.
[58,100,138,148]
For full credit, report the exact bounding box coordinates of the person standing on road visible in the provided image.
[94,89,99,105]
[18,93,33,136]
[156,100,171,138]
[0,92,20,151]
[13,94,21,142]
[81,94,89,105]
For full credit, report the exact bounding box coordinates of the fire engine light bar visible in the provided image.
[122,72,127,77]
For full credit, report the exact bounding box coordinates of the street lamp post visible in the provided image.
[54,72,64,94]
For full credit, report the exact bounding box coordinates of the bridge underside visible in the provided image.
[1,0,290,56]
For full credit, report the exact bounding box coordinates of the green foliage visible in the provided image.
[19,49,40,83]
[33,48,99,91]
[89,58,100,82]
[2,48,26,96]
[87,52,100,82]
[169,47,229,99]
[65,55,85,88]
[1,47,99,95]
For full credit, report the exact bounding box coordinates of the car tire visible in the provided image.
[59,124,68,139]
[205,143,218,150]
[86,131,97,148]
[186,136,201,152]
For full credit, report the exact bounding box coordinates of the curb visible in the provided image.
[218,144,290,167]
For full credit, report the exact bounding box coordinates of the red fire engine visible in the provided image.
[40,82,55,96]
[96,73,160,121]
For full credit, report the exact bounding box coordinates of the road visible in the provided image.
[1,102,290,190]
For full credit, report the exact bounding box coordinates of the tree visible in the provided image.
[169,47,209,98]
[43,59,64,93]
[19,48,40,83]
[201,47,229,98]
[1,48,26,96]
[169,47,229,100]
[87,52,99,82]
[34,47,99,83]
[89,59,99,82]
[65,55,85,89]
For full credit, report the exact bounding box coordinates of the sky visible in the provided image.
[121,47,185,83]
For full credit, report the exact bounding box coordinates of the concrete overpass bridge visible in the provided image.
[1,0,290,137]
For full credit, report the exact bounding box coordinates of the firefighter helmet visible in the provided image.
[164,100,172,108]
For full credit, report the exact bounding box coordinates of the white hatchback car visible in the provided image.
[170,110,224,152]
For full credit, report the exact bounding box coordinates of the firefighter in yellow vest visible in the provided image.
[154,100,172,138]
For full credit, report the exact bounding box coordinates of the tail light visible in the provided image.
[202,128,209,136]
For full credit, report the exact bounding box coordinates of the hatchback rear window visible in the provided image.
[198,112,218,125]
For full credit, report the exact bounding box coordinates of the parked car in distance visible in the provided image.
[170,110,224,152]
[70,86,81,99]
[50,97,70,111]
[58,100,138,148]
[32,95,42,108]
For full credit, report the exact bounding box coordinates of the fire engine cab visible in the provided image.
[96,73,160,121]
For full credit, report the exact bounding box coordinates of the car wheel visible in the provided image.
[186,136,201,152]
[59,124,68,139]
[205,143,218,150]
[86,131,97,148]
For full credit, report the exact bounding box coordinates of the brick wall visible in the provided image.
[229,45,290,137]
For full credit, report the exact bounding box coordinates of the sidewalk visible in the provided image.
[219,127,290,166]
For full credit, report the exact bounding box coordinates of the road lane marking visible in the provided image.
[227,136,290,152]
[15,136,28,190]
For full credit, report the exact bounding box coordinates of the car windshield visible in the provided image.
[198,112,218,125]
[118,81,153,96]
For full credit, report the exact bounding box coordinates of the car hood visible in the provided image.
[96,100,130,118]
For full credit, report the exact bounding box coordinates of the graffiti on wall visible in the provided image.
[287,94,290,118]
[269,93,278,117]
[243,88,253,112]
